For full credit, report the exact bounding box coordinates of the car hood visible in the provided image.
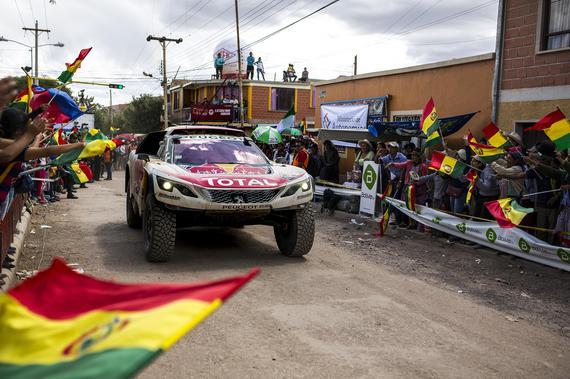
[151,163,306,189]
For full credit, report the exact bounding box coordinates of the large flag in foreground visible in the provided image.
[58,47,92,83]
[484,198,534,228]
[30,85,83,124]
[0,258,258,378]
[51,140,111,166]
[276,105,295,133]
[524,108,570,150]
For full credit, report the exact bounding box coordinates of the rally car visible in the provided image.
[125,125,315,262]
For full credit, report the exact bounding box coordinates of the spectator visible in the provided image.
[255,57,265,81]
[306,144,322,178]
[292,140,309,170]
[299,67,309,82]
[104,149,113,181]
[246,52,255,80]
[469,155,499,220]
[320,140,340,183]
[214,53,225,79]
[374,142,388,162]
[491,151,526,199]
[404,142,416,159]
[285,64,297,82]
[355,139,374,171]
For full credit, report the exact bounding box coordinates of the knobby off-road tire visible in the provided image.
[143,194,176,263]
[126,182,142,229]
[274,203,315,257]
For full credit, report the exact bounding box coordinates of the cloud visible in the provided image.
[0,0,498,104]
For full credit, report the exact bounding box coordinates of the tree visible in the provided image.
[121,94,162,134]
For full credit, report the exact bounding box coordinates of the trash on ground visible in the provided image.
[15,270,37,280]
[342,240,354,244]
[40,225,52,229]
[495,278,510,285]
[67,263,85,274]
[521,292,531,298]
[350,219,365,226]
[30,229,36,234]
[457,290,464,294]
[505,315,519,322]
[475,259,481,264]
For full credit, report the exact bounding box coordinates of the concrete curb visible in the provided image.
[0,206,32,292]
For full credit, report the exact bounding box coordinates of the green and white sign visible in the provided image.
[360,161,379,215]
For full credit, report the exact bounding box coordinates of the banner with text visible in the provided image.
[321,104,369,130]
[385,197,570,272]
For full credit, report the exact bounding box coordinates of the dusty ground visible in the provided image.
[17,171,570,378]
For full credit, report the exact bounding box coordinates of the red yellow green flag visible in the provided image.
[378,207,391,237]
[524,109,570,151]
[419,97,439,137]
[0,258,258,378]
[58,48,92,83]
[9,76,33,112]
[406,184,416,212]
[484,198,534,228]
[52,129,67,145]
[425,129,442,147]
[465,170,477,205]
[67,163,89,184]
[428,151,466,178]
[482,123,510,148]
[468,138,505,163]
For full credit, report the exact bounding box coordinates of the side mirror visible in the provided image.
[138,153,150,162]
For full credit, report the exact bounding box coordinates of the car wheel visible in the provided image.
[143,194,176,263]
[126,181,142,229]
[274,203,315,257]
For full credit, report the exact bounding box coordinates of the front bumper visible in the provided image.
[152,176,313,212]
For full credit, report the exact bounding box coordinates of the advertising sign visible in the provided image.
[360,162,379,215]
[188,105,233,122]
[384,197,570,272]
[321,104,369,130]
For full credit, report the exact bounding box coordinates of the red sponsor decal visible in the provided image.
[232,164,269,175]
[187,164,226,174]
[176,175,287,188]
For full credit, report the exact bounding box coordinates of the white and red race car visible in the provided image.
[126,125,315,262]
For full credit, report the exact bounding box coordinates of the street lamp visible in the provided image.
[0,36,64,82]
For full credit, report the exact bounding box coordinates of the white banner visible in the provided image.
[360,162,379,215]
[321,104,369,130]
[384,197,570,272]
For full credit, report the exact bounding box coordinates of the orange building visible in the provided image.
[168,79,315,127]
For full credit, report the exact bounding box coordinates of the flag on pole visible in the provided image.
[406,184,416,212]
[30,85,83,124]
[424,129,442,147]
[52,128,67,145]
[85,129,118,151]
[300,118,307,134]
[0,258,257,379]
[419,97,439,137]
[58,48,92,83]
[467,138,505,163]
[524,109,570,151]
[67,163,89,184]
[9,76,33,112]
[428,151,466,178]
[484,198,534,228]
[482,123,510,148]
[378,206,391,237]
[276,105,295,133]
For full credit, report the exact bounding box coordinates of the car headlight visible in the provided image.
[282,179,312,197]
[156,176,197,198]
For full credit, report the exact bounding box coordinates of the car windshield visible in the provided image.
[172,137,268,166]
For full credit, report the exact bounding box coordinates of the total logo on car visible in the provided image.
[126,125,315,263]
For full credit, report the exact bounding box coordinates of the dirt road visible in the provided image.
[18,171,570,378]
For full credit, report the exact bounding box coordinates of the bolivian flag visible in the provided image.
[425,128,442,147]
[482,123,510,148]
[484,198,533,228]
[428,151,466,178]
[468,139,505,163]
[525,108,570,151]
[51,140,107,166]
[52,128,67,145]
[68,163,89,184]
[58,47,92,83]
[419,97,439,137]
[465,170,477,206]
[86,128,118,151]
[406,184,416,212]
[9,75,33,112]
[0,258,258,378]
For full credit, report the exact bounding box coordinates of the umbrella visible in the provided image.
[252,125,282,144]
[281,128,302,136]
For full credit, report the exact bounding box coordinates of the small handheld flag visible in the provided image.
[482,123,510,148]
[484,198,533,228]
[524,109,570,151]
[428,151,466,178]
[276,105,295,133]
[58,47,92,83]
[419,97,439,137]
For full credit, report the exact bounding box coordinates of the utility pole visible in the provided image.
[234,0,244,128]
[109,89,113,128]
[146,35,183,130]
[23,21,50,85]
[354,55,358,76]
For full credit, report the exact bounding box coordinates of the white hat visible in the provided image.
[387,141,399,148]
[457,149,467,161]
[507,131,523,146]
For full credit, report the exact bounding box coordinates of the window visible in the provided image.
[541,0,570,50]
[172,91,180,110]
[270,88,295,111]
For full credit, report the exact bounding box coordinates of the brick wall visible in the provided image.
[502,0,570,90]
[248,86,314,124]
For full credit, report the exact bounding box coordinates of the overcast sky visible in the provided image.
[0,0,499,105]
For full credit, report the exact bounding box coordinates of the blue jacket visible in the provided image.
[247,56,255,66]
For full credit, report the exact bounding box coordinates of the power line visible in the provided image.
[398,0,445,32]
[28,0,35,21]
[13,0,26,28]
[382,0,423,35]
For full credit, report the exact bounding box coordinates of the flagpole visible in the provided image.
[438,124,447,150]
[522,188,561,198]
